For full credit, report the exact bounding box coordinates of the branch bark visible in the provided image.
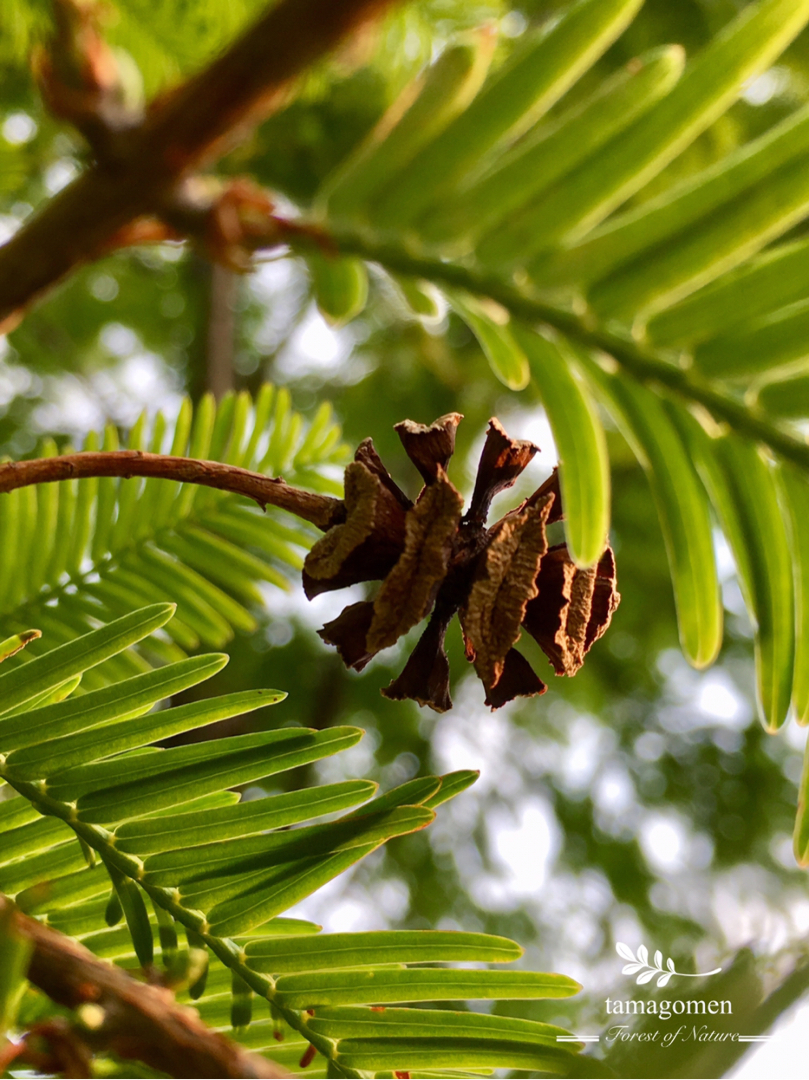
[0,0,398,329]
[207,263,237,400]
[0,894,288,1079]
[0,451,345,530]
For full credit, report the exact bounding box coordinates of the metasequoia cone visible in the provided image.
[305,414,620,712]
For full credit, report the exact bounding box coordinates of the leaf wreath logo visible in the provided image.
[615,943,723,987]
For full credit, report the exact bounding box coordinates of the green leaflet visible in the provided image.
[235,917,323,941]
[88,574,201,652]
[0,815,74,865]
[294,401,344,468]
[581,358,722,669]
[309,1004,570,1041]
[231,972,253,1030]
[67,430,98,578]
[695,300,809,379]
[136,545,255,636]
[673,415,794,731]
[0,605,175,717]
[446,288,528,390]
[342,775,442,816]
[422,770,478,809]
[166,527,276,601]
[79,926,148,961]
[320,35,495,223]
[48,897,119,937]
[106,861,153,968]
[207,842,417,938]
[122,548,236,645]
[6,687,285,780]
[756,370,809,419]
[0,629,40,663]
[15,865,111,915]
[144,791,241,818]
[389,274,442,320]
[0,795,40,832]
[182,808,433,906]
[60,727,364,821]
[153,901,178,963]
[335,1037,576,1073]
[0,653,227,753]
[514,326,610,568]
[274,968,581,1008]
[202,507,309,566]
[0,841,88,895]
[0,673,81,717]
[423,45,684,247]
[195,999,301,1038]
[141,806,434,886]
[514,0,809,271]
[29,442,59,596]
[794,740,809,865]
[115,780,377,854]
[776,467,809,726]
[370,0,644,229]
[91,425,120,565]
[647,237,809,348]
[245,931,521,972]
[542,100,809,294]
[106,890,123,928]
[0,487,22,614]
[589,150,809,323]
[308,254,369,327]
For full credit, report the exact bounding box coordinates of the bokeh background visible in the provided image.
[4,1,809,1075]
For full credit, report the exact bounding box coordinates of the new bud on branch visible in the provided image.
[306,413,620,711]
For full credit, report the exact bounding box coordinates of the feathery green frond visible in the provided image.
[0,385,347,684]
[0,612,586,1077]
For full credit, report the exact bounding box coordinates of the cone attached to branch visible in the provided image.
[308,414,620,711]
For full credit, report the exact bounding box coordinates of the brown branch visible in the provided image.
[0,0,399,330]
[0,451,345,531]
[1,895,287,1078]
[207,263,237,400]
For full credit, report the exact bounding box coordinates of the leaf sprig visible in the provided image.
[616,942,722,987]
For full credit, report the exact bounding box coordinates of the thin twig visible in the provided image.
[0,895,287,1079]
[0,451,345,530]
[0,0,399,328]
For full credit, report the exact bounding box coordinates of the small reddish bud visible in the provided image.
[299,1043,317,1069]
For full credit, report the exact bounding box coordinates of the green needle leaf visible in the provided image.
[446,289,528,390]
[274,968,581,1008]
[245,931,522,972]
[514,326,610,568]
[581,358,722,669]
[0,605,175,717]
[673,414,795,730]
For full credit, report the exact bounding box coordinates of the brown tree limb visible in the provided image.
[0,451,346,530]
[207,263,238,400]
[0,894,288,1079]
[0,0,399,330]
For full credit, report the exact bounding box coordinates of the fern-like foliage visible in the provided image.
[0,384,347,689]
[0,612,585,1078]
[285,0,809,853]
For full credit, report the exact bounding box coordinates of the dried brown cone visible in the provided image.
[307,414,620,712]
